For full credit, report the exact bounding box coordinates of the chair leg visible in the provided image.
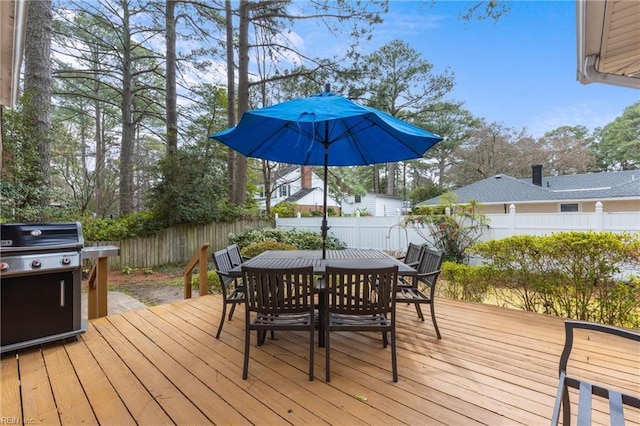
[414,303,425,321]
[325,326,331,382]
[243,326,251,379]
[228,302,238,320]
[308,325,314,381]
[391,327,398,382]
[257,330,266,346]
[430,302,441,339]
[562,386,571,426]
[216,299,228,339]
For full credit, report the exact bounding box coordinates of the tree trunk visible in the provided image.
[23,0,53,207]
[261,160,272,215]
[372,164,379,193]
[165,0,178,157]
[119,0,135,215]
[233,0,250,205]
[386,162,396,195]
[93,46,104,216]
[225,0,236,201]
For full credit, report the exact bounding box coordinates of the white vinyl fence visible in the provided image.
[276,202,640,253]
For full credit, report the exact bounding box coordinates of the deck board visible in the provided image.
[80,322,173,425]
[2,295,638,425]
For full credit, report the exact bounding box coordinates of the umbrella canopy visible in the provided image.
[211,91,443,258]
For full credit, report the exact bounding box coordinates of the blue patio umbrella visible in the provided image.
[210,88,443,258]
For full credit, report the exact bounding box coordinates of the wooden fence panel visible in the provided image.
[84,219,272,270]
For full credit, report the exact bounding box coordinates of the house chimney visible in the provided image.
[301,166,313,189]
[532,164,543,186]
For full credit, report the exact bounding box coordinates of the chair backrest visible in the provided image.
[213,248,235,285]
[325,265,398,315]
[551,320,640,425]
[227,243,243,267]
[242,266,315,315]
[404,243,424,267]
[416,248,444,287]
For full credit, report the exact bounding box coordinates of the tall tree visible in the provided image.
[53,0,166,215]
[22,0,53,208]
[347,39,455,196]
[227,0,387,205]
[594,102,640,171]
[225,0,236,202]
[539,126,595,175]
[165,0,178,157]
[418,102,479,189]
[449,121,526,185]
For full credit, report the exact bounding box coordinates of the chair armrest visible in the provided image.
[215,269,242,288]
[416,269,441,280]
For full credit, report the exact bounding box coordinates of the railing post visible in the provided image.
[183,243,210,299]
[199,243,209,297]
[85,246,120,320]
[184,271,192,299]
[595,201,603,232]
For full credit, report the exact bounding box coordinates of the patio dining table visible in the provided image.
[229,248,417,346]
[228,248,417,276]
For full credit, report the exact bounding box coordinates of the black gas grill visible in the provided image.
[1,222,86,354]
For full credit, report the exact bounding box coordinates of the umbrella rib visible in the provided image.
[327,116,425,164]
[245,121,319,161]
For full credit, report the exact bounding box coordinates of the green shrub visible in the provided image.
[241,241,298,258]
[228,227,346,251]
[192,271,222,294]
[440,261,491,303]
[468,231,640,327]
[272,201,299,218]
[81,211,163,241]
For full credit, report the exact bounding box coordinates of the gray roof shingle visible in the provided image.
[418,170,640,205]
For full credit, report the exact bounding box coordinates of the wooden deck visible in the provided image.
[2,296,638,425]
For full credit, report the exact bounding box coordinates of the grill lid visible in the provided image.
[1,222,84,251]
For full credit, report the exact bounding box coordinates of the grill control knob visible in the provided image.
[31,259,42,269]
[61,256,71,265]
[0,262,9,272]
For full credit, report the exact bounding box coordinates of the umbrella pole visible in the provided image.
[321,139,329,260]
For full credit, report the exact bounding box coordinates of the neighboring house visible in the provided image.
[341,192,408,217]
[418,166,640,214]
[255,166,340,214]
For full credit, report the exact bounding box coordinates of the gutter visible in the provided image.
[11,0,28,107]
[576,0,640,90]
[582,55,640,90]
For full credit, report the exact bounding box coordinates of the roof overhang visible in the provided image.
[576,0,640,89]
[0,0,28,107]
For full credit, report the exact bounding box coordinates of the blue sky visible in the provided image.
[301,1,638,137]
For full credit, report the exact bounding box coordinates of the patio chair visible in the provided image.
[213,248,244,339]
[551,320,640,426]
[400,242,424,268]
[241,265,316,381]
[324,265,399,382]
[395,248,444,339]
[227,243,244,267]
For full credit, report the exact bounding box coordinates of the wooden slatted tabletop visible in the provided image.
[229,249,417,276]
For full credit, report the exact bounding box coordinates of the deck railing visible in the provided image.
[183,243,210,299]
